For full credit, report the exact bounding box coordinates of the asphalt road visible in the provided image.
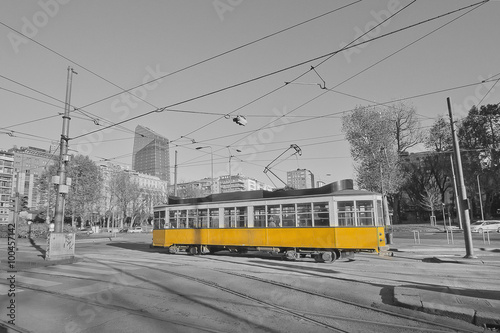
[1,232,498,333]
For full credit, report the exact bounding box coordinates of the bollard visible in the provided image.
[412,230,420,244]
[482,230,490,245]
[446,229,455,244]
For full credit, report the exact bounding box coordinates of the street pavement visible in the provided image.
[1,231,500,332]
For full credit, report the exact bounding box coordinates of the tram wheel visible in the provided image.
[313,254,323,262]
[285,250,297,261]
[188,246,198,255]
[168,246,178,254]
[321,251,337,264]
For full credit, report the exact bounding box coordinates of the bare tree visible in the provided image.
[419,182,442,226]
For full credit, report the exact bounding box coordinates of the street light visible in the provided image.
[196,146,213,194]
[227,147,241,192]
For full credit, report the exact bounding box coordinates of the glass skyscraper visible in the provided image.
[132,125,170,183]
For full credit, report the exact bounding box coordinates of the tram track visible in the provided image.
[115,255,475,333]
[6,253,479,332]
[210,268,468,333]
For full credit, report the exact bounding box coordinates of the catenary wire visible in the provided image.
[70,0,487,142]
[0,1,362,135]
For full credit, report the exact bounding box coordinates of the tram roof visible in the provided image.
[166,179,380,206]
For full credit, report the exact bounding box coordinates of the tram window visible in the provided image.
[282,204,296,227]
[179,210,187,228]
[158,211,166,229]
[199,209,208,228]
[153,211,161,229]
[169,211,178,228]
[297,203,312,227]
[267,205,280,227]
[236,207,247,228]
[313,202,329,226]
[209,208,219,228]
[254,206,266,227]
[377,200,383,226]
[188,209,198,228]
[224,208,235,228]
[357,200,374,226]
[338,201,354,226]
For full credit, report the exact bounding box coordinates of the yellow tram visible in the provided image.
[152,179,388,262]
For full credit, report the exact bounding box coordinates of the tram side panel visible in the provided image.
[334,226,386,252]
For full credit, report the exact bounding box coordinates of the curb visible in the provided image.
[394,287,500,328]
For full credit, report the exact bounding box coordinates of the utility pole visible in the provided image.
[450,155,463,230]
[447,97,475,258]
[173,150,178,196]
[54,67,77,233]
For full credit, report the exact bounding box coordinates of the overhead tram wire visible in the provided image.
[70,0,485,142]
[329,0,491,91]
[80,1,491,165]
[0,73,137,136]
[174,0,416,144]
[0,1,361,135]
[71,1,364,110]
[225,0,490,150]
[176,77,499,147]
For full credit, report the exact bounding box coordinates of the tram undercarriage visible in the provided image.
[153,244,363,263]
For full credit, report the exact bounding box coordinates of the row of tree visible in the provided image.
[36,156,167,229]
[342,102,500,224]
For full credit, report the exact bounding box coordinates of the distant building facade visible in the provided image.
[287,169,315,189]
[171,175,274,197]
[8,146,58,211]
[132,125,170,183]
[218,174,274,194]
[0,150,14,223]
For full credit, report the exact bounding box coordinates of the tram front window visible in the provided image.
[357,201,374,226]
[338,201,354,226]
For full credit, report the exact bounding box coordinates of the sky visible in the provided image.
[1,0,499,187]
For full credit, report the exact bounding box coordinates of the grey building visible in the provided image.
[132,125,170,183]
[287,168,315,189]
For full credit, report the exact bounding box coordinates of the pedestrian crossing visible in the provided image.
[0,259,158,295]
